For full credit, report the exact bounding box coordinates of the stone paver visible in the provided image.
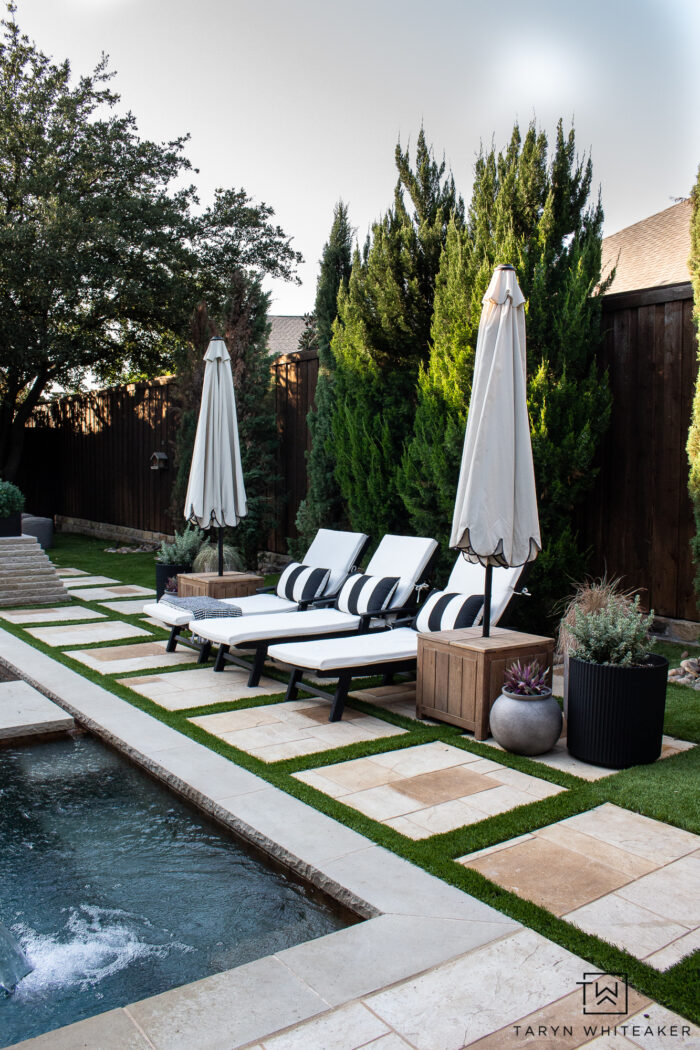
[99,598,159,615]
[191,698,406,761]
[295,742,564,838]
[484,734,694,780]
[26,620,152,647]
[54,567,88,577]
[459,803,700,968]
[124,665,282,711]
[67,584,156,600]
[63,574,119,587]
[0,605,105,624]
[0,678,74,739]
[66,640,201,675]
[349,681,419,721]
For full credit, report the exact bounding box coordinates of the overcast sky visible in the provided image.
[13,0,700,315]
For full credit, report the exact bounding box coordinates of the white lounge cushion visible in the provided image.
[143,592,297,628]
[269,627,419,673]
[304,529,368,594]
[191,607,361,646]
[365,535,438,609]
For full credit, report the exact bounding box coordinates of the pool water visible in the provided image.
[0,736,352,1046]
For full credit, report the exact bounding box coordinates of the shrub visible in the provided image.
[155,523,206,567]
[192,542,242,573]
[556,575,635,656]
[0,480,24,517]
[566,594,654,667]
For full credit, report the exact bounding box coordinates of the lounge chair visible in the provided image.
[267,558,526,721]
[191,534,439,686]
[142,529,369,660]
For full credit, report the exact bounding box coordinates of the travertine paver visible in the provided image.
[0,605,105,624]
[66,584,156,600]
[98,598,159,615]
[485,733,695,780]
[54,567,88,577]
[191,699,406,761]
[0,679,74,739]
[349,681,419,721]
[294,741,563,837]
[66,640,200,675]
[63,574,119,587]
[123,665,282,711]
[26,620,152,647]
[459,804,700,968]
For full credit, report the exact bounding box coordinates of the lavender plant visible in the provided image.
[566,594,654,666]
[503,660,551,696]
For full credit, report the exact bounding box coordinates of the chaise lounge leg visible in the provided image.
[381,672,394,686]
[329,672,352,722]
[285,668,302,702]
[248,645,267,687]
[197,641,212,665]
[166,626,180,653]
[214,644,229,672]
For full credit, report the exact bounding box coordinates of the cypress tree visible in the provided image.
[686,169,700,597]
[294,202,353,549]
[330,129,464,538]
[400,120,611,625]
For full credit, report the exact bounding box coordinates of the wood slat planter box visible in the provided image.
[177,571,264,599]
[416,627,555,740]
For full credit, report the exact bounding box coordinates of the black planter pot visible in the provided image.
[0,512,21,537]
[155,563,187,601]
[567,654,669,769]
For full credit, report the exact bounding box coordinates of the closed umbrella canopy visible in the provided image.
[450,265,540,630]
[185,336,247,531]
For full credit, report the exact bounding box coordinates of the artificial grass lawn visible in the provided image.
[3,544,699,1025]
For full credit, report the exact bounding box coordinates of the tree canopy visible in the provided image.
[0,4,300,478]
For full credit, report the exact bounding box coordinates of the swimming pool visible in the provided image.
[0,735,353,1046]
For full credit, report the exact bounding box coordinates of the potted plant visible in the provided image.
[155,523,206,599]
[489,660,562,756]
[192,542,242,574]
[565,593,667,769]
[0,481,25,537]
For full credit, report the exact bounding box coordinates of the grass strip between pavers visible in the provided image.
[1,603,698,1025]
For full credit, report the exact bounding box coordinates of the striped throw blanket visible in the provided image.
[160,595,242,620]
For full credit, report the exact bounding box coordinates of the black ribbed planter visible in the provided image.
[155,563,187,601]
[0,512,21,537]
[567,654,668,769]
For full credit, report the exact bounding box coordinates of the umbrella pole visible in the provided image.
[218,527,224,577]
[482,565,493,638]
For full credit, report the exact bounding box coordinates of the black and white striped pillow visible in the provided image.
[276,562,331,603]
[414,591,484,633]
[337,573,400,615]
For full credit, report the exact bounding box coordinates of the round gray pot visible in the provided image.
[489,688,563,756]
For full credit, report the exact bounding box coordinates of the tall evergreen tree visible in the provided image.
[686,169,700,597]
[330,130,464,538]
[400,121,612,626]
[294,201,353,550]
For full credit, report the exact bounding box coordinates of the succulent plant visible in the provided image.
[503,660,551,696]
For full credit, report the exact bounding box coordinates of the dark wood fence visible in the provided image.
[19,377,179,536]
[581,283,698,621]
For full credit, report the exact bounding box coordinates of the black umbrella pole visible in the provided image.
[218,527,224,576]
[483,565,493,638]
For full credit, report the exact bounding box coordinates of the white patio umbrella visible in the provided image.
[450,264,541,635]
[184,336,247,575]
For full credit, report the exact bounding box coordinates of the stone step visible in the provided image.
[1,565,61,577]
[0,581,68,594]
[0,595,69,607]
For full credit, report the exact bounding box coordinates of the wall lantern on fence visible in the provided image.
[150,452,168,472]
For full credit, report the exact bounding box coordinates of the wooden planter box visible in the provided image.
[177,571,264,600]
[416,627,555,739]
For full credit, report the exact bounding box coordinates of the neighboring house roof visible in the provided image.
[267,315,306,356]
[601,198,692,295]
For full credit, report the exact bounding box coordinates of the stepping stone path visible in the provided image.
[0,605,105,624]
[122,664,281,711]
[0,536,68,606]
[460,803,700,969]
[68,640,200,675]
[27,620,152,646]
[295,741,564,837]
